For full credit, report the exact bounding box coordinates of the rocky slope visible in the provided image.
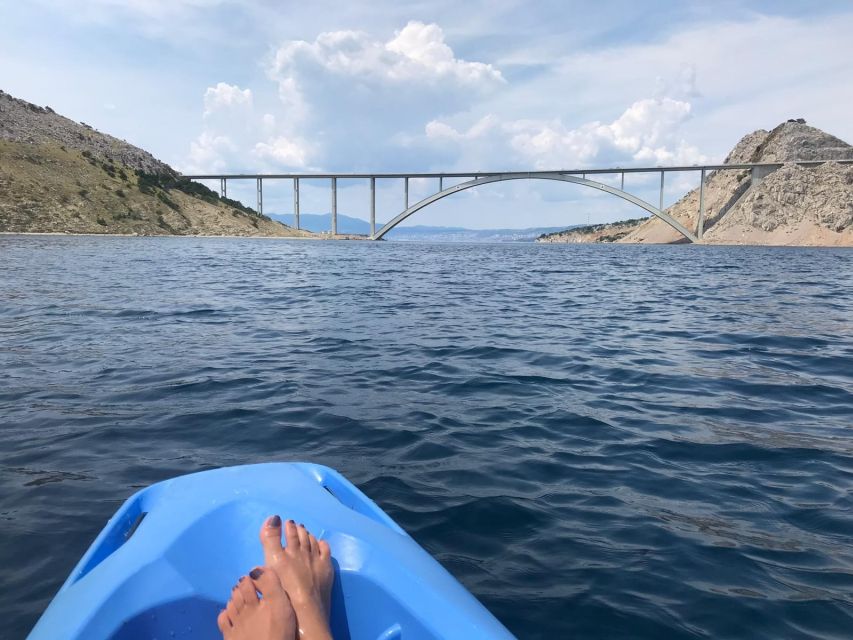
[538,218,645,243]
[0,90,310,237]
[539,120,853,246]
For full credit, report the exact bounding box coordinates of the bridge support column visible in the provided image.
[404,177,409,209]
[370,177,376,237]
[220,178,227,198]
[293,178,300,230]
[331,177,337,235]
[620,172,624,190]
[439,176,443,192]
[697,169,706,240]
[256,178,263,215]
[659,171,664,210]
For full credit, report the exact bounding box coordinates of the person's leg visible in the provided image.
[260,515,334,640]
[217,567,296,640]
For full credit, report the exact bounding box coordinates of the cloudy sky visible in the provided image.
[2,1,852,228]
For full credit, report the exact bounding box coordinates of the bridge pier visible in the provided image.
[404,177,409,209]
[659,171,664,210]
[697,169,706,240]
[331,177,337,235]
[220,178,227,199]
[293,178,300,230]
[370,177,376,237]
[256,178,263,215]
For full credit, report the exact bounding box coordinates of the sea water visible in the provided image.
[1,236,852,639]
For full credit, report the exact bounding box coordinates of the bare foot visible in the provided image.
[217,567,296,640]
[260,515,334,640]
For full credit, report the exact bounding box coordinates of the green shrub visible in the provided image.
[156,190,180,211]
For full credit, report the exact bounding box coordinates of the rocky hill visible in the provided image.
[537,218,645,243]
[538,120,853,246]
[0,90,310,237]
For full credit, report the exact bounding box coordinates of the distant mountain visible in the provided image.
[271,213,371,235]
[270,212,573,242]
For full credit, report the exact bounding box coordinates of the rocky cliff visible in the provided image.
[539,120,853,246]
[0,90,310,237]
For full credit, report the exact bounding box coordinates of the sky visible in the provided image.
[2,0,852,229]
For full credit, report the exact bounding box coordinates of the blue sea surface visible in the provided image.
[1,236,852,640]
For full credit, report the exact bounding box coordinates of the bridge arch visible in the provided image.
[371,173,697,242]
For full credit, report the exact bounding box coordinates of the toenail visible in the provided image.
[238,576,245,583]
[299,522,305,527]
[269,515,281,527]
[288,519,295,524]
[249,568,263,580]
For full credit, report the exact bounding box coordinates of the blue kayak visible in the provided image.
[28,462,516,639]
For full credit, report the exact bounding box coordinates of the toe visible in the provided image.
[226,598,239,623]
[230,582,246,612]
[284,519,300,550]
[296,523,310,550]
[308,532,320,556]
[249,566,285,602]
[216,609,231,634]
[318,539,331,559]
[237,575,259,608]
[260,515,284,564]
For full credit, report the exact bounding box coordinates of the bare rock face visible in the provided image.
[704,162,853,244]
[619,120,853,245]
[724,128,771,163]
[756,121,852,162]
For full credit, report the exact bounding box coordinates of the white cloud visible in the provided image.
[184,82,309,173]
[270,21,504,90]
[425,114,500,141]
[259,21,507,170]
[385,22,505,85]
[203,82,253,117]
[423,96,706,170]
[253,137,309,167]
[187,131,236,173]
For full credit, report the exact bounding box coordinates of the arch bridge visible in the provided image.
[184,160,850,242]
